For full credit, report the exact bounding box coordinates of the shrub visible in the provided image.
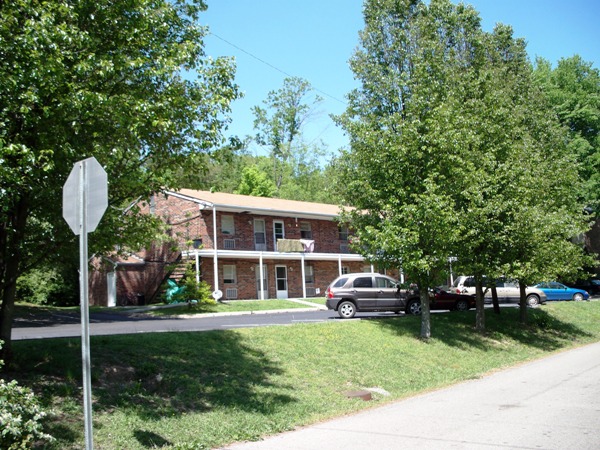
[16,265,78,306]
[172,265,216,306]
[0,341,54,449]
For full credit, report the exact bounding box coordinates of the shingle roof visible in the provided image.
[168,189,347,220]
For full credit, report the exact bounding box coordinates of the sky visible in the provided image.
[201,0,600,158]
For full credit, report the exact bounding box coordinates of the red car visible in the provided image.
[405,288,476,315]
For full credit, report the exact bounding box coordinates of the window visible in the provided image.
[221,215,235,235]
[254,219,266,250]
[353,277,372,288]
[375,276,397,288]
[223,265,236,284]
[333,277,348,288]
[341,266,349,275]
[300,222,312,239]
[338,226,349,241]
[304,265,314,284]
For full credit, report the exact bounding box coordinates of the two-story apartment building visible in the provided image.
[90,189,382,305]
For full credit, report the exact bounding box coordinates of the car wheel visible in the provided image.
[573,293,584,302]
[526,294,540,307]
[406,298,422,315]
[455,298,469,311]
[338,301,356,319]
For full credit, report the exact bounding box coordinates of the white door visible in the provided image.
[107,272,116,307]
[275,265,288,299]
[273,220,284,251]
[254,219,266,251]
[255,264,268,300]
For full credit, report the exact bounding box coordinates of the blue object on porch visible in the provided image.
[165,279,187,303]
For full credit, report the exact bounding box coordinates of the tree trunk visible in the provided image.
[475,278,486,333]
[420,288,431,339]
[519,283,528,324]
[491,285,501,314]
[0,195,30,364]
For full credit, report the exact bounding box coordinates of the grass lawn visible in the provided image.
[5,301,600,449]
[147,298,326,316]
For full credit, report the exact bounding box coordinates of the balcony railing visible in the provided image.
[277,239,315,253]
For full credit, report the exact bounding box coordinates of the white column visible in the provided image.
[301,253,306,299]
[259,252,265,300]
[338,255,342,276]
[195,250,200,284]
[212,206,219,293]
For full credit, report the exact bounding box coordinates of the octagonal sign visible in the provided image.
[63,157,108,235]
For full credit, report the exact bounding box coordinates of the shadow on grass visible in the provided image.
[372,306,591,352]
[8,330,295,448]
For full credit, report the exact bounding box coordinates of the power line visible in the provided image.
[209,32,347,105]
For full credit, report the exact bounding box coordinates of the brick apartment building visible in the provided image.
[90,189,390,306]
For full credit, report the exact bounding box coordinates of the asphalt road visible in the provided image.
[11,308,346,340]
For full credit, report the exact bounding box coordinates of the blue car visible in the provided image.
[532,282,589,301]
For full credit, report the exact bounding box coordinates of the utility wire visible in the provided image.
[210,32,347,105]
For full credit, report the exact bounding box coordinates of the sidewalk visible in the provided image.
[222,341,600,450]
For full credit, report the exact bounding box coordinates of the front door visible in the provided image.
[255,264,268,300]
[275,265,288,299]
[273,221,284,251]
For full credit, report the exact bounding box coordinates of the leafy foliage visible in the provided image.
[0,0,240,356]
[171,265,215,307]
[235,165,277,197]
[335,0,591,335]
[534,55,600,214]
[0,341,54,449]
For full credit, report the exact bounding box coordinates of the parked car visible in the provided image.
[404,288,476,315]
[325,273,475,319]
[452,276,547,306]
[325,273,414,318]
[531,282,589,301]
[562,279,600,296]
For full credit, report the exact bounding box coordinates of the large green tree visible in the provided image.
[0,0,239,359]
[534,56,600,213]
[336,0,485,338]
[336,0,590,337]
[451,24,589,327]
[252,76,331,198]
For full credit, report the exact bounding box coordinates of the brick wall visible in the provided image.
[149,193,353,254]
[90,193,372,304]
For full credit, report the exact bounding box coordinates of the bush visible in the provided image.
[0,342,54,449]
[16,265,78,306]
[171,265,216,307]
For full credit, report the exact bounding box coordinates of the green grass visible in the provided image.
[6,301,600,449]
[148,298,324,316]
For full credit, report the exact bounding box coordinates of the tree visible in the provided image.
[0,0,240,360]
[336,0,591,337]
[252,76,325,192]
[335,0,486,338]
[450,23,589,328]
[534,56,600,213]
[235,165,277,197]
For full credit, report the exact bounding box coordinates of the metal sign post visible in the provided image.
[63,157,107,450]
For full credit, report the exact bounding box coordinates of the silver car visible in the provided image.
[325,273,418,318]
[453,276,547,306]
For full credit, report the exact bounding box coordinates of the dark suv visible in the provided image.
[325,273,418,318]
